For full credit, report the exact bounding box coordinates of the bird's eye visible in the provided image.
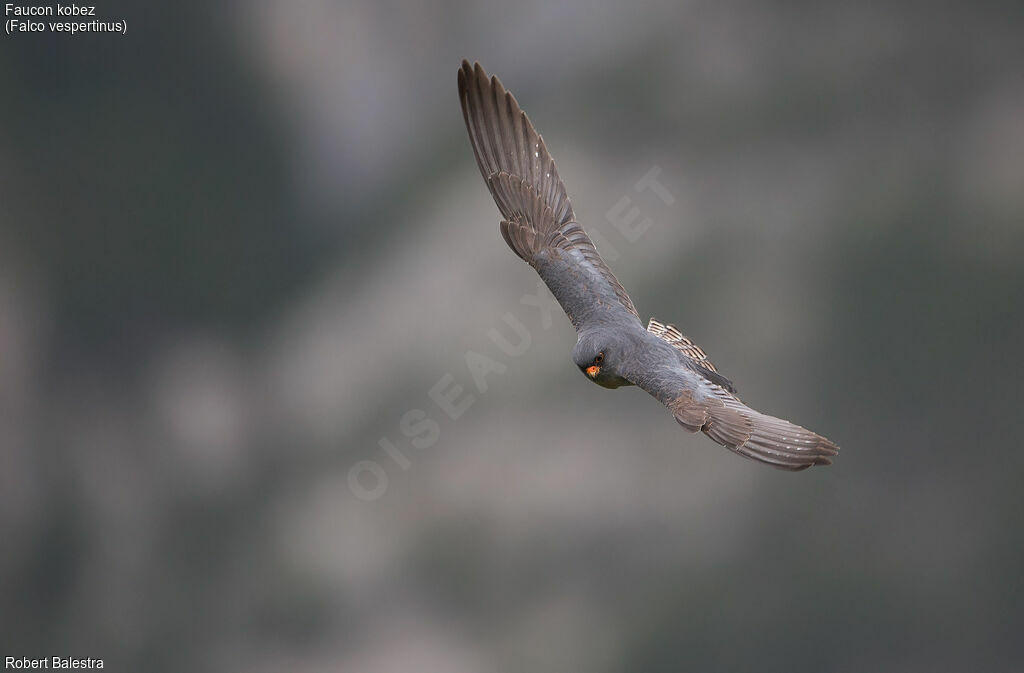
[594,352,604,364]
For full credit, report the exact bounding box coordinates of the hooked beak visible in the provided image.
[585,365,600,378]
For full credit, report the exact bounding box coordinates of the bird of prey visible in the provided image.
[457,61,838,470]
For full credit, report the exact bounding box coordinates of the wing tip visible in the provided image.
[702,398,840,471]
[457,60,501,97]
[751,431,840,471]
[457,59,578,232]
[457,60,469,94]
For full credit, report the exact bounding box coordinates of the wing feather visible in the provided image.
[459,61,574,227]
[698,386,838,470]
[632,364,838,471]
[458,60,639,325]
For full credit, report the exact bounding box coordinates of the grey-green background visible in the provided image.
[2,1,1023,671]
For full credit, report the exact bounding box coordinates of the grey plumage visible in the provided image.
[458,60,839,471]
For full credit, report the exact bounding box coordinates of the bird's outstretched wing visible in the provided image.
[458,60,640,330]
[628,362,838,471]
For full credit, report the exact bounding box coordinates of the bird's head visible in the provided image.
[573,330,633,389]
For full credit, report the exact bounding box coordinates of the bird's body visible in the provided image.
[458,61,839,470]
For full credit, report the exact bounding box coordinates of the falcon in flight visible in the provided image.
[458,61,839,470]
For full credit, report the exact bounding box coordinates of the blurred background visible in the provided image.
[2,1,1023,671]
